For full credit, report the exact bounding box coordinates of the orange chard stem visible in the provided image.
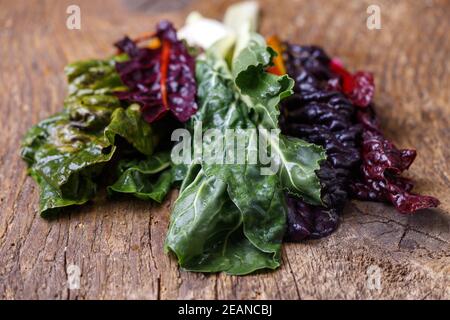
[266,35,287,76]
[160,39,171,111]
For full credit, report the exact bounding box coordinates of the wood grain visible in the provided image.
[0,0,449,299]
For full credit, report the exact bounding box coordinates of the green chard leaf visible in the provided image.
[65,55,128,96]
[105,104,155,156]
[233,40,294,130]
[232,38,326,204]
[264,133,326,205]
[21,56,165,217]
[166,36,326,275]
[166,170,280,274]
[30,170,96,219]
[22,111,115,190]
[107,152,172,203]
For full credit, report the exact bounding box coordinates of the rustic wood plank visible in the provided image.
[0,0,448,299]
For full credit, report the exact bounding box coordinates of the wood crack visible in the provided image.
[283,247,302,300]
[352,205,450,245]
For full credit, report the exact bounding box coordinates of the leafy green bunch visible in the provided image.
[164,35,326,274]
[21,56,173,217]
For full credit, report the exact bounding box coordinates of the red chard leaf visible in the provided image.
[328,58,439,213]
[329,58,375,108]
[114,20,197,123]
[350,108,440,213]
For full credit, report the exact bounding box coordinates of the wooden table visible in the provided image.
[0,0,449,299]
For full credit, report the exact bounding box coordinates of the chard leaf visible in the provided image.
[165,170,280,275]
[114,22,198,123]
[23,111,115,191]
[232,41,325,203]
[65,56,127,96]
[105,104,154,156]
[275,135,326,205]
[233,39,294,129]
[31,170,96,219]
[189,58,249,131]
[166,51,285,275]
[22,113,103,217]
[196,58,286,260]
[166,37,326,275]
[21,56,161,217]
[107,152,172,203]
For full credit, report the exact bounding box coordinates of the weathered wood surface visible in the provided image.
[0,0,449,300]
